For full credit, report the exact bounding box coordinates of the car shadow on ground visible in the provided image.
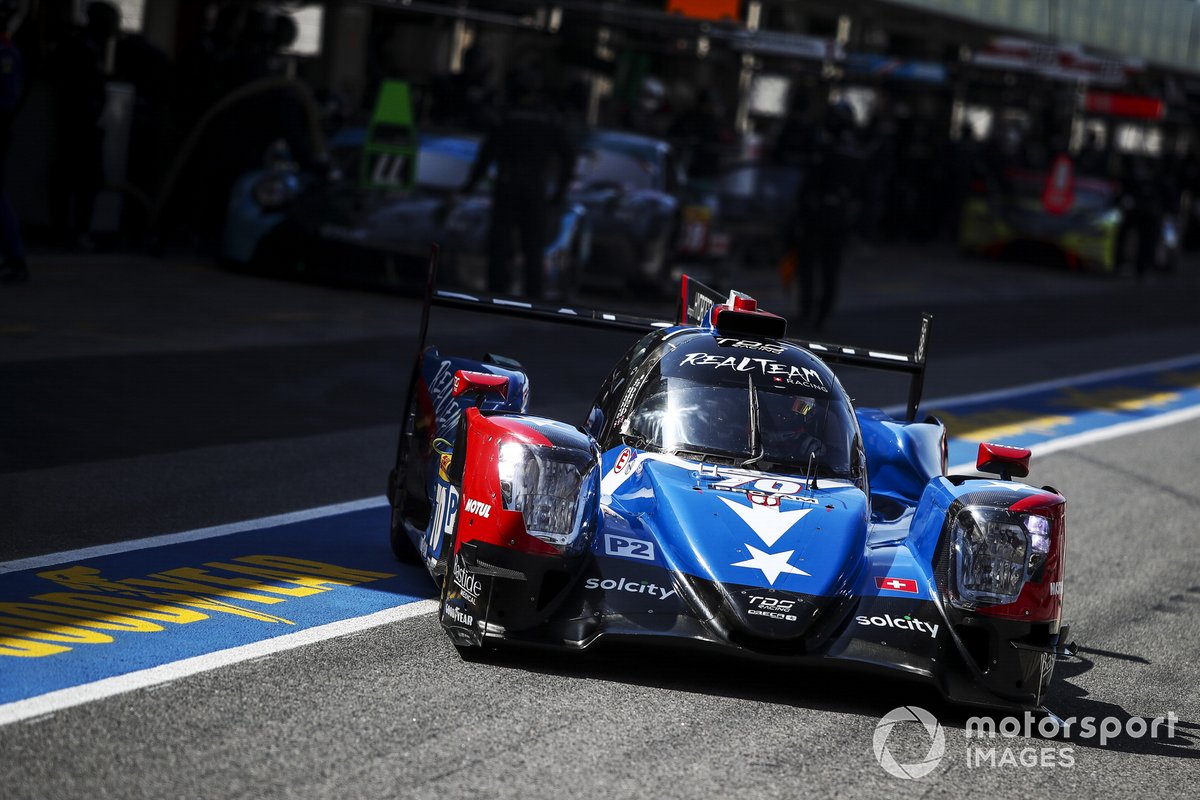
[1044,646,1200,759]
[445,636,1199,761]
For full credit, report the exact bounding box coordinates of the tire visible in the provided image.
[454,643,493,662]
[389,501,422,564]
[388,388,424,565]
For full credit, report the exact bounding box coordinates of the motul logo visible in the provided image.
[464,499,491,518]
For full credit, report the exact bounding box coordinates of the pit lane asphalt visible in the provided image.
[2,423,1197,799]
[1,250,1198,798]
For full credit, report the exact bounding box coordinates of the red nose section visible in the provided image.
[976,442,1031,479]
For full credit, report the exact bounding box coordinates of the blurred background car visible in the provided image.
[570,129,683,292]
[222,127,590,297]
[676,159,804,269]
[958,166,1178,274]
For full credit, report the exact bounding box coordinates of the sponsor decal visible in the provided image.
[747,595,799,621]
[615,363,655,424]
[584,577,677,601]
[425,483,459,558]
[855,613,939,639]
[442,605,474,627]
[715,337,786,354]
[453,556,483,604]
[677,352,827,391]
[427,361,461,436]
[688,292,715,324]
[613,447,634,474]
[975,480,1039,494]
[603,534,656,562]
[464,498,492,518]
[1049,581,1063,596]
[710,475,820,505]
[875,576,919,594]
[0,557,396,659]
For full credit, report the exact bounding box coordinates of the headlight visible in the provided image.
[252,174,297,210]
[497,442,598,549]
[950,506,1051,607]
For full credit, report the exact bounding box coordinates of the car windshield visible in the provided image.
[624,375,855,477]
[1008,172,1116,213]
[415,139,478,190]
[329,137,478,191]
[574,147,659,191]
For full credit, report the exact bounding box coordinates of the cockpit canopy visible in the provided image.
[613,330,862,480]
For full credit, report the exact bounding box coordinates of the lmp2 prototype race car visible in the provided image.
[388,260,1075,711]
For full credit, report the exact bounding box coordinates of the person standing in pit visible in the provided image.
[461,64,574,299]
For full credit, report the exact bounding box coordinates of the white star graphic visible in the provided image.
[731,544,810,586]
[719,496,811,547]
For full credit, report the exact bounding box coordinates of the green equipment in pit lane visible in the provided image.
[361,80,418,191]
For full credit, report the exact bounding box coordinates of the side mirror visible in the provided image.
[452,369,508,407]
[976,442,1031,481]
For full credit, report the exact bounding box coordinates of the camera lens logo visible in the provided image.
[873,706,946,779]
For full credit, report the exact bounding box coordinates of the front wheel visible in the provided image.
[388,392,424,565]
[388,470,423,564]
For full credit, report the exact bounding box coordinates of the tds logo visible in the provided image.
[747,595,798,621]
[603,534,656,562]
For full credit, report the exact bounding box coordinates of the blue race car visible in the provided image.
[222,129,589,297]
[388,270,1074,711]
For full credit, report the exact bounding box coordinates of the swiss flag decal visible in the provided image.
[875,576,919,594]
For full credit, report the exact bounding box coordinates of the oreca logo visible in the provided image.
[873,706,945,780]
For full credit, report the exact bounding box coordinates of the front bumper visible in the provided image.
[440,540,1072,711]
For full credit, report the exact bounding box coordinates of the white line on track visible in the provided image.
[4,360,1200,726]
[948,404,1200,473]
[0,601,439,726]
[0,496,390,574]
[882,351,1200,416]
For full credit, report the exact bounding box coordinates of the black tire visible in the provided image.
[388,390,424,565]
[389,499,422,564]
[454,643,492,663]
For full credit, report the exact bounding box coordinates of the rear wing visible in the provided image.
[415,251,932,421]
